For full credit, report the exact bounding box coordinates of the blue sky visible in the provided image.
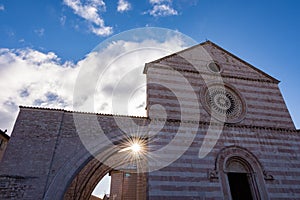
[1,0,299,126]
[1,0,300,198]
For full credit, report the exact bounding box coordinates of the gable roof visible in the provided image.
[144,40,279,83]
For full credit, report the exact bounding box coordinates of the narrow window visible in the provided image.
[228,172,253,200]
[225,158,257,199]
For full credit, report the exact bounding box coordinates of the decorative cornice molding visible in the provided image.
[19,106,148,119]
[150,117,297,133]
[19,106,297,132]
[147,64,277,84]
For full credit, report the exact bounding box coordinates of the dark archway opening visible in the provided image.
[228,172,253,200]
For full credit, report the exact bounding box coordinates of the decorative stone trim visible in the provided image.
[201,82,247,124]
[263,170,274,181]
[211,146,270,199]
[208,169,219,181]
[145,61,277,83]
[150,118,297,132]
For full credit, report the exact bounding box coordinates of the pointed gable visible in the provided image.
[200,41,279,83]
[144,40,279,83]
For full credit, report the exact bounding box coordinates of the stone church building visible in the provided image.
[0,41,299,199]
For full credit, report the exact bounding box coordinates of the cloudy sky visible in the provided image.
[1,0,300,197]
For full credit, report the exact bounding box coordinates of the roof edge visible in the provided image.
[19,106,148,119]
[202,40,280,84]
[144,40,280,84]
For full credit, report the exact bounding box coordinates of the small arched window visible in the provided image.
[225,157,258,200]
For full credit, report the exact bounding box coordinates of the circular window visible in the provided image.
[203,83,246,123]
[207,62,221,73]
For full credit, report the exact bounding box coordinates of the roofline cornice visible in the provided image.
[18,106,297,132]
[19,106,148,119]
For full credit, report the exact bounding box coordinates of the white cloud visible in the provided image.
[0,5,4,11]
[60,15,66,26]
[149,0,171,4]
[73,36,189,116]
[0,35,189,134]
[34,28,45,37]
[117,0,131,12]
[90,25,113,36]
[148,0,178,17]
[63,0,112,36]
[19,39,25,43]
[0,48,78,134]
[149,4,178,16]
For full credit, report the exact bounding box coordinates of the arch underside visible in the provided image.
[64,157,111,200]
[62,151,148,200]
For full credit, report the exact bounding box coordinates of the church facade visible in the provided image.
[0,41,299,199]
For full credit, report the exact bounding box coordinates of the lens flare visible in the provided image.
[131,143,141,153]
[119,137,145,155]
[115,136,149,172]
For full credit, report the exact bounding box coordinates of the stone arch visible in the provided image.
[63,156,112,200]
[43,144,119,200]
[44,135,147,200]
[214,146,269,200]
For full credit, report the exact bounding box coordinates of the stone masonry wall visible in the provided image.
[147,121,300,199]
[0,41,299,200]
[0,107,148,200]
